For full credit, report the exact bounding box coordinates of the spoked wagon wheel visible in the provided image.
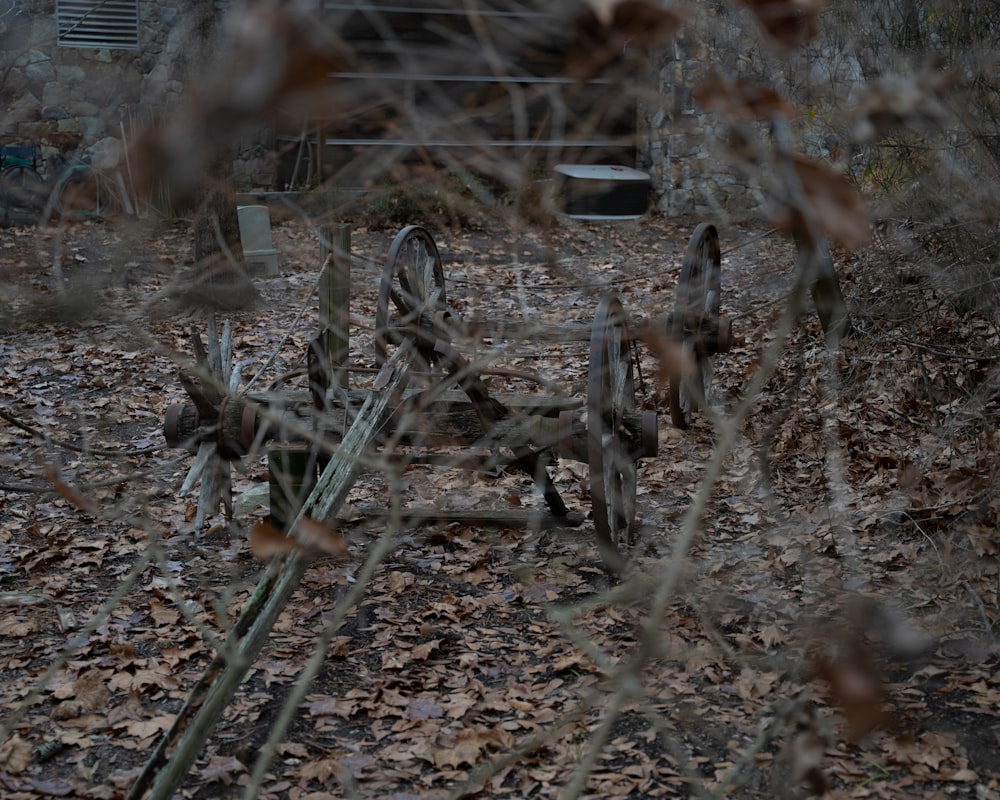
[374,225,448,369]
[668,223,721,429]
[588,294,638,573]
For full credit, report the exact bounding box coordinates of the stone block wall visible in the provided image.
[3,1,176,167]
[1,1,865,212]
[636,3,866,219]
[637,6,768,218]
[0,0,274,189]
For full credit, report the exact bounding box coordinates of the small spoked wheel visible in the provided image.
[588,294,637,573]
[668,223,721,429]
[375,225,448,369]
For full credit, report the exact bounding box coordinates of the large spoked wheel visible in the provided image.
[1,166,47,224]
[668,223,721,429]
[375,225,448,369]
[588,294,637,573]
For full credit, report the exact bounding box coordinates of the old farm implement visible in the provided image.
[163,222,732,571]
[128,215,863,800]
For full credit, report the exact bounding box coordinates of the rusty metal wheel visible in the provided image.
[588,294,637,573]
[374,225,448,368]
[668,222,721,429]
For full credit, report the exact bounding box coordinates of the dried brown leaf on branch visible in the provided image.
[635,325,689,397]
[129,4,350,204]
[851,64,956,143]
[582,0,687,32]
[692,76,866,253]
[45,466,99,514]
[784,704,830,796]
[806,600,895,743]
[566,0,687,78]
[732,0,825,53]
[693,72,798,120]
[772,154,871,250]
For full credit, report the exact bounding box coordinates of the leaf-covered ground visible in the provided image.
[1,211,998,799]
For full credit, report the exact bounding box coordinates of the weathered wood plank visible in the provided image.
[319,223,351,389]
[129,359,409,800]
[354,506,586,529]
[247,388,583,415]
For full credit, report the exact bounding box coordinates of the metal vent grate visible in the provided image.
[56,0,140,49]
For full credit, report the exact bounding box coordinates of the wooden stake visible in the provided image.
[268,445,317,531]
[319,223,351,390]
[127,357,408,800]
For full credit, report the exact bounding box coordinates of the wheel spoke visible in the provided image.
[375,225,448,367]
[669,223,722,428]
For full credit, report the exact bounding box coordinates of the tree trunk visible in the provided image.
[179,174,259,312]
[183,1,258,312]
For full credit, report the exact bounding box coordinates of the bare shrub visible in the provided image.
[2,2,999,799]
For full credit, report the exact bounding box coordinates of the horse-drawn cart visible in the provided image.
[163,222,733,571]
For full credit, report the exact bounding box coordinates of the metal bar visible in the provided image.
[321,3,552,18]
[328,71,611,85]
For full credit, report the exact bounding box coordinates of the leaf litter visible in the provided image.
[0,212,998,798]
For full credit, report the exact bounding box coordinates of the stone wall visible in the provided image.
[636,3,864,218]
[1,1,864,210]
[637,5,767,218]
[3,1,175,167]
[0,0,275,189]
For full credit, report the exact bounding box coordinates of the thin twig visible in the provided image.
[0,407,161,456]
[962,581,994,632]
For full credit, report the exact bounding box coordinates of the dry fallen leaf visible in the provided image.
[198,754,247,785]
[733,0,825,53]
[432,728,485,769]
[124,715,176,740]
[52,668,110,720]
[406,697,445,721]
[300,757,340,783]
[305,696,358,719]
[0,733,33,774]
[693,72,798,120]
